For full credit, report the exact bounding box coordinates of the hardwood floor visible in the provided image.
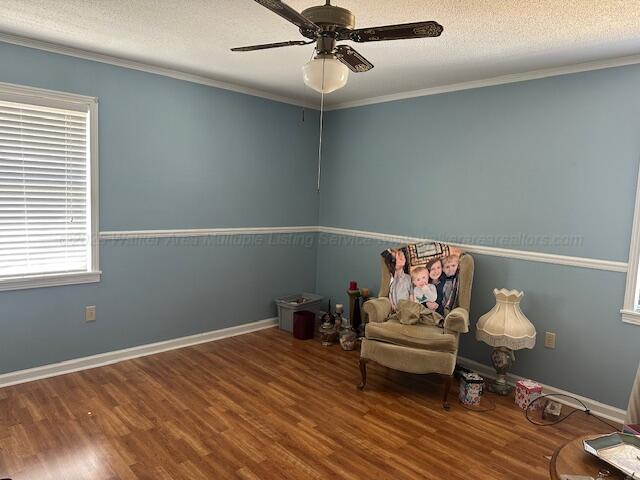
[0,327,613,479]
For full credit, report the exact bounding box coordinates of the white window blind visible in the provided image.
[0,99,91,280]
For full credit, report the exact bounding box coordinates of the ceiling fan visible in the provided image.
[231,0,444,94]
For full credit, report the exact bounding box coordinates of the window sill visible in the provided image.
[621,309,640,325]
[0,271,102,292]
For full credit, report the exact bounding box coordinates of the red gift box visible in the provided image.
[515,379,543,410]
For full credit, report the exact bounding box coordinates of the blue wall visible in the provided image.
[2,39,640,410]
[316,66,640,409]
[0,41,319,373]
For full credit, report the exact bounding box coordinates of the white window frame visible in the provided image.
[622,166,640,324]
[0,81,100,291]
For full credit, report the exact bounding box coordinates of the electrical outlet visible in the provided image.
[544,331,556,349]
[85,306,96,322]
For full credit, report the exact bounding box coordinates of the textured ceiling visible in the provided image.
[0,0,639,107]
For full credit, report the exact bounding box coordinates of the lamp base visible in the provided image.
[487,347,515,396]
[486,378,514,396]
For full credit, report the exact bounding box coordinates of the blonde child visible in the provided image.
[410,266,437,307]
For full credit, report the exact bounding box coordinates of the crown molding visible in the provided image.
[0,32,317,109]
[3,32,640,112]
[325,53,640,110]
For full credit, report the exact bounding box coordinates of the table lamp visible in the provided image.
[476,288,536,395]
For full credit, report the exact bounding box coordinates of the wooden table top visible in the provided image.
[550,434,625,480]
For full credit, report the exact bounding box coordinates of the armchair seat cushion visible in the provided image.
[365,319,458,354]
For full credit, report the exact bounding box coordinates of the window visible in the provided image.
[622,167,640,324]
[0,82,99,291]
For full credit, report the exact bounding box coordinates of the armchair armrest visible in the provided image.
[444,307,469,333]
[363,297,392,324]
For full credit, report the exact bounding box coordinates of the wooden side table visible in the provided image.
[550,435,624,479]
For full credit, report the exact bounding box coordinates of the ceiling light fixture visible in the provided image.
[302,54,349,94]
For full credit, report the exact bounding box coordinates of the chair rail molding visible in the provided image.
[99,226,627,273]
[317,226,628,273]
[99,226,318,240]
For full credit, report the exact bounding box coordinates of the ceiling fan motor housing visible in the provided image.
[300,4,355,37]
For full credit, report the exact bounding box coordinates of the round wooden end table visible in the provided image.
[549,435,625,480]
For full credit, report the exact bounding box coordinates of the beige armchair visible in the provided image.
[358,253,474,409]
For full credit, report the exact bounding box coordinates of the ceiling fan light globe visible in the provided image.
[302,56,349,94]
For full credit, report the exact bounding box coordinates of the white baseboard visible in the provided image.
[2,319,626,425]
[0,317,278,389]
[457,356,627,425]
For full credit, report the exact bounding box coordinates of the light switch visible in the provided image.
[85,305,96,322]
[544,331,556,349]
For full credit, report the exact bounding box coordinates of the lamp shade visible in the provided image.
[302,55,349,94]
[476,288,536,350]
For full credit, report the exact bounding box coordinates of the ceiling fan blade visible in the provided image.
[231,40,312,52]
[348,21,443,42]
[334,45,374,73]
[254,0,319,33]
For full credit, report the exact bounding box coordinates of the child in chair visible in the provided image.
[410,266,437,307]
[441,255,460,313]
[385,248,412,311]
[426,258,444,314]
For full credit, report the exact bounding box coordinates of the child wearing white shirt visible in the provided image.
[410,266,437,307]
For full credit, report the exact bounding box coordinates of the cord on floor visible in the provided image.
[525,393,620,430]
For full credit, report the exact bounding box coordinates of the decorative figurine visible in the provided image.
[319,300,338,346]
[336,304,356,350]
[320,299,335,326]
